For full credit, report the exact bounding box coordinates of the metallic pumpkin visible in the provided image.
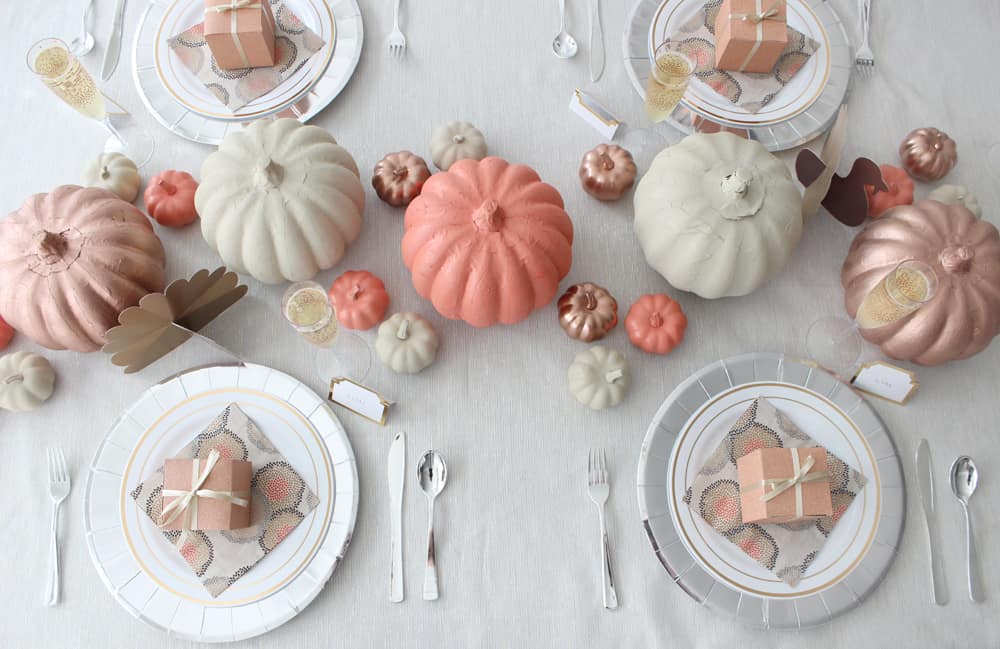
[372,151,431,207]
[842,200,1000,365]
[579,144,637,201]
[898,127,957,181]
[557,282,618,342]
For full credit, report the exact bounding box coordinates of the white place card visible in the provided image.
[328,378,392,425]
[851,361,918,405]
[569,90,621,140]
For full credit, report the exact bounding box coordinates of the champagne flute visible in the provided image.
[27,38,154,166]
[806,260,939,375]
[282,281,372,382]
[645,41,696,123]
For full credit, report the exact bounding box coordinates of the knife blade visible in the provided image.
[588,0,605,82]
[101,0,128,81]
[388,431,405,602]
[916,439,947,605]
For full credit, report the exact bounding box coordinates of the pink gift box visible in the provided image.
[161,456,252,531]
[714,0,788,73]
[203,0,276,70]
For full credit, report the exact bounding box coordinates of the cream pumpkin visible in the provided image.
[0,351,55,412]
[568,346,630,410]
[429,122,487,170]
[82,152,141,202]
[196,118,366,284]
[376,312,439,374]
[402,157,574,327]
[633,133,803,299]
[0,185,167,352]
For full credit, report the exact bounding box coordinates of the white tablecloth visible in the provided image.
[2,1,998,647]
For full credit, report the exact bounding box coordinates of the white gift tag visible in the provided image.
[569,90,621,140]
[328,378,392,425]
[851,361,918,405]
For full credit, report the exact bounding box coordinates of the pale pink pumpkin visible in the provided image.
[0,185,167,352]
[402,157,574,327]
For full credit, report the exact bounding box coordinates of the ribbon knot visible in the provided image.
[159,449,250,545]
[741,448,828,519]
[208,0,260,13]
[734,0,784,23]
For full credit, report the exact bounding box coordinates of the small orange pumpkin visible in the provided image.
[0,316,13,350]
[625,294,687,355]
[144,170,199,227]
[328,270,390,330]
[866,164,913,218]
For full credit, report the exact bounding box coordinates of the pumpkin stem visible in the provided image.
[391,167,409,180]
[157,179,177,196]
[3,373,23,385]
[36,230,68,259]
[349,284,363,300]
[254,157,284,189]
[721,171,750,198]
[940,245,974,273]
[397,318,410,340]
[599,153,615,171]
[100,165,112,180]
[583,291,597,311]
[649,312,663,328]
[452,134,466,144]
[605,368,624,384]
[472,199,503,232]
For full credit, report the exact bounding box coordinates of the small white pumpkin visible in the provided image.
[429,121,488,170]
[376,312,439,374]
[82,152,141,202]
[568,346,629,410]
[633,133,803,299]
[196,118,366,284]
[0,351,55,412]
[928,184,981,217]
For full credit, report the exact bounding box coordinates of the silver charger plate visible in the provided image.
[637,353,905,628]
[623,0,851,151]
[132,0,363,145]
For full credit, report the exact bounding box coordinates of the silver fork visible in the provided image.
[45,448,71,607]
[587,449,619,610]
[387,0,406,58]
[854,0,874,77]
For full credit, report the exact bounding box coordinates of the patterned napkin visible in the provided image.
[131,403,319,597]
[668,0,820,113]
[168,1,326,113]
[684,397,866,586]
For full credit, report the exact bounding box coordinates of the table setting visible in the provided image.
[1,0,999,647]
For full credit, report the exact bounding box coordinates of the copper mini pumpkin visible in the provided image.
[557,282,618,342]
[579,144,637,201]
[899,127,957,181]
[372,151,431,207]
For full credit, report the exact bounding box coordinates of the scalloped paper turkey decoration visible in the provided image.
[103,267,247,373]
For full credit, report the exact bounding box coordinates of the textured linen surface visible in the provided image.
[130,403,319,597]
[1,1,999,647]
[685,397,867,586]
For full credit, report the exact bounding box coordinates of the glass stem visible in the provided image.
[102,116,127,148]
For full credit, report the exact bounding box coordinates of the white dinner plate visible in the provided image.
[84,363,359,642]
[637,354,904,628]
[623,0,851,150]
[132,0,363,144]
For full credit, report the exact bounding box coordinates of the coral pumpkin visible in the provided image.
[144,170,199,227]
[402,157,574,327]
[866,164,913,217]
[328,270,390,330]
[625,294,687,355]
[0,316,13,350]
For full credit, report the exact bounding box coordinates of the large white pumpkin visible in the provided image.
[633,133,803,299]
[196,118,366,284]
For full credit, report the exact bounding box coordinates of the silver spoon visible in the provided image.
[69,0,96,56]
[417,450,447,601]
[950,456,984,602]
[552,0,578,59]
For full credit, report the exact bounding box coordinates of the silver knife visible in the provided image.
[388,431,405,602]
[916,439,947,605]
[588,0,605,82]
[101,0,128,81]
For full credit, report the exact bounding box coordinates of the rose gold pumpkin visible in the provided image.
[842,200,1000,365]
[0,185,167,352]
[372,151,431,207]
[557,282,618,341]
[899,127,957,181]
[579,144,637,201]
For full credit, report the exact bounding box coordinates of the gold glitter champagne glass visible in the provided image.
[806,260,939,375]
[282,281,372,382]
[645,41,696,123]
[27,38,154,166]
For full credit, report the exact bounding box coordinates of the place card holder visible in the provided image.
[328,377,393,426]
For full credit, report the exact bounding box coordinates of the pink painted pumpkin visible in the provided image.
[144,170,199,227]
[0,185,167,352]
[866,164,913,218]
[0,315,13,350]
[843,200,1000,365]
[625,294,687,355]
[402,157,574,327]
[328,270,390,330]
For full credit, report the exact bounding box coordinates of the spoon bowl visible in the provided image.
[418,450,448,499]
[950,455,979,504]
[69,32,95,57]
[553,32,579,59]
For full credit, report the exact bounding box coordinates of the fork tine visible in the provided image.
[46,448,53,481]
[601,449,609,483]
[588,448,594,484]
[57,449,68,482]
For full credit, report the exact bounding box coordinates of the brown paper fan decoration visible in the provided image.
[103,267,248,373]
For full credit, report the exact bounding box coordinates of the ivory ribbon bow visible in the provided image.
[731,0,785,72]
[742,449,828,519]
[159,449,250,544]
[206,0,263,68]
